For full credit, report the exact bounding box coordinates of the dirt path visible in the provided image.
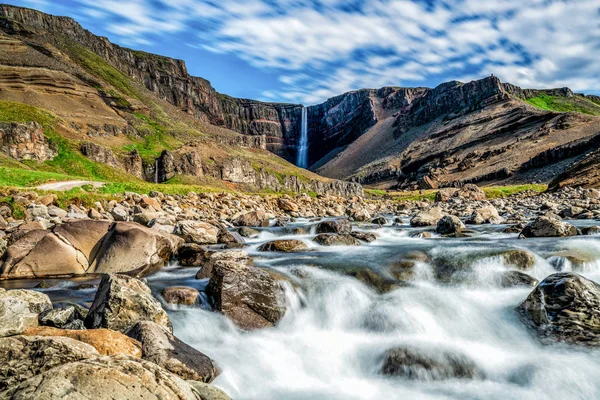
[36,180,104,191]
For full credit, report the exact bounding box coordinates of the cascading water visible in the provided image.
[296,106,309,168]
[154,159,159,184]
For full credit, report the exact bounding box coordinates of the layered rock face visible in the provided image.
[0,122,55,161]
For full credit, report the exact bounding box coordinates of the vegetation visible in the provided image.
[526,94,600,116]
[123,113,181,162]
[365,184,547,202]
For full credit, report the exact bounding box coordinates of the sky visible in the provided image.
[7,0,600,105]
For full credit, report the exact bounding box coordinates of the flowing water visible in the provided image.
[22,218,600,399]
[296,107,309,168]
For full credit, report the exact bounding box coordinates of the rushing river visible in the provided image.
[12,217,600,399]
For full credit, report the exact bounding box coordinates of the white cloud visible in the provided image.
[67,0,600,104]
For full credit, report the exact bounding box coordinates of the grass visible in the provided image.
[0,100,56,127]
[482,184,547,199]
[526,94,600,116]
[122,113,181,162]
[365,184,547,202]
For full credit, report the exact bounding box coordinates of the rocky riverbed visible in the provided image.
[2,184,600,398]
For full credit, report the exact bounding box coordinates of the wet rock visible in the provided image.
[187,381,232,400]
[196,250,252,280]
[496,271,539,288]
[517,272,600,345]
[257,239,308,252]
[410,207,446,227]
[581,226,600,235]
[315,219,352,234]
[381,346,485,380]
[466,206,503,224]
[85,274,172,333]
[348,269,404,294]
[233,211,269,227]
[1,356,213,399]
[313,233,360,246]
[371,216,387,225]
[559,206,584,219]
[173,220,220,244]
[350,231,378,242]
[500,249,537,270]
[436,215,465,234]
[238,227,260,238]
[388,252,430,281]
[206,256,287,330]
[162,286,199,306]
[127,321,219,383]
[520,214,577,237]
[0,335,99,390]
[38,305,87,328]
[177,243,212,266]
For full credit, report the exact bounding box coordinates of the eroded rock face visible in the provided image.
[381,346,485,381]
[85,274,172,333]
[0,122,55,161]
[206,254,287,330]
[520,213,577,237]
[126,321,219,383]
[516,273,600,346]
[0,356,212,400]
[0,335,99,390]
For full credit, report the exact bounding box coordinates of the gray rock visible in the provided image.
[38,305,87,328]
[436,215,465,234]
[126,321,219,382]
[0,290,40,337]
[520,214,577,237]
[410,207,446,227]
[350,231,378,242]
[496,271,539,288]
[315,219,352,234]
[313,233,360,246]
[85,274,172,333]
[173,220,220,244]
[257,239,308,252]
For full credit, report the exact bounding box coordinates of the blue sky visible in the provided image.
[7,0,600,105]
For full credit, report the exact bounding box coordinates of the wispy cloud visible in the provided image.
[19,0,600,104]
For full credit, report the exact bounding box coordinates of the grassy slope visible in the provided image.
[365,184,547,202]
[525,94,600,116]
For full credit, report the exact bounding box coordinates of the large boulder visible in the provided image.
[520,214,577,238]
[38,305,88,329]
[381,346,485,380]
[195,250,251,280]
[313,233,361,246]
[516,273,600,346]
[0,289,51,337]
[173,221,220,245]
[24,326,142,357]
[161,286,200,305]
[315,219,352,234]
[177,243,213,266]
[206,256,287,330]
[466,206,503,224]
[85,274,172,333]
[0,356,220,400]
[127,321,219,383]
[0,221,182,279]
[436,215,465,234]
[257,239,308,252]
[410,207,446,227]
[232,211,269,227]
[0,335,99,390]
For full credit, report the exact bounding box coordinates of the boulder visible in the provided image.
[187,382,232,400]
[466,206,503,224]
[127,321,219,382]
[38,305,87,328]
[520,214,577,238]
[232,211,269,227]
[162,286,199,305]
[348,269,404,294]
[177,243,213,266]
[516,272,600,346]
[238,227,260,238]
[496,271,539,288]
[1,356,216,400]
[381,346,485,380]
[500,250,536,270]
[206,257,287,330]
[371,216,387,225]
[410,207,446,227]
[313,233,361,246]
[436,215,465,234]
[195,250,252,280]
[581,226,600,236]
[0,289,52,314]
[0,335,99,390]
[350,231,378,243]
[257,239,308,252]
[24,326,142,357]
[0,291,39,337]
[278,198,299,212]
[315,219,352,234]
[173,221,220,245]
[85,274,172,333]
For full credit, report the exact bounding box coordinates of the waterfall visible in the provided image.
[296,106,309,168]
[154,159,159,184]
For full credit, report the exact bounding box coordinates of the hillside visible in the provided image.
[308,78,600,189]
[0,4,361,197]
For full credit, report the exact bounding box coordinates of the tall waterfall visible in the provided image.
[296,106,309,168]
[154,159,159,184]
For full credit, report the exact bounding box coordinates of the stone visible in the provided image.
[0,291,41,337]
[520,214,577,237]
[517,272,600,346]
[436,215,465,234]
[196,250,252,280]
[0,335,99,390]
[187,382,232,400]
[581,226,600,235]
[126,321,219,382]
[410,207,446,227]
[350,231,378,242]
[371,216,387,225]
[88,208,103,220]
[278,198,299,212]
[238,227,260,238]
[162,286,200,305]
[1,356,211,399]
[496,271,539,288]
[206,257,287,330]
[177,243,212,266]
[85,274,172,333]
[0,289,52,314]
[381,346,485,380]
[257,239,308,252]
[110,206,128,221]
[47,205,66,218]
[24,326,142,357]
[173,220,220,244]
[315,219,352,234]
[312,233,361,246]
[348,269,404,294]
[38,306,86,328]
[500,250,536,270]
[232,211,269,227]
[466,206,503,224]
[435,184,486,202]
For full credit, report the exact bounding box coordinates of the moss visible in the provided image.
[0,100,57,127]
[526,94,600,116]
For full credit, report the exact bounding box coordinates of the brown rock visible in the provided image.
[162,286,199,305]
[257,239,308,252]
